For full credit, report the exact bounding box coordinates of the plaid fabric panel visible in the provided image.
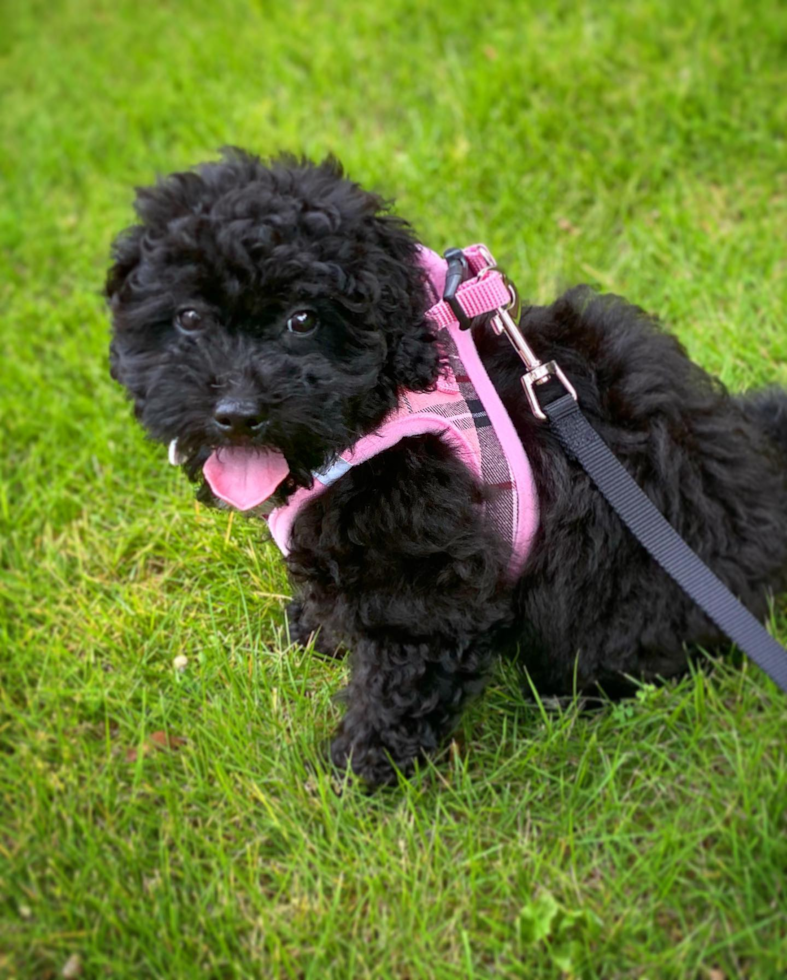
[393,327,517,568]
[444,330,517,564]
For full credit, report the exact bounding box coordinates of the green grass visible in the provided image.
[1,0,787,976]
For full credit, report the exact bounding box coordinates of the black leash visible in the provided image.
[543,391,787,693]
[442,245,787,693]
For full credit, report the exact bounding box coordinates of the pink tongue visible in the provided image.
[203,447,290,511]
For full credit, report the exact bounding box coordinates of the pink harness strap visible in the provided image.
[420,244,512,327]
[267,245,540,580]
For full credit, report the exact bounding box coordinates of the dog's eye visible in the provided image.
[286,310,318,335]
[175,309,203,334]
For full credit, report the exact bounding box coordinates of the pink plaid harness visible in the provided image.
[267,245,540,579]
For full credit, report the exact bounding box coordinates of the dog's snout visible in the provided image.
[213,398,266,436]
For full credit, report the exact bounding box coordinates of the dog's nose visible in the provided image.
[213,398,266,436]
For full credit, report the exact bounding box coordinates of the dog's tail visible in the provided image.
[739,387,787,457]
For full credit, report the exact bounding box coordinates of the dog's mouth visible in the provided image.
[170,439,290,511]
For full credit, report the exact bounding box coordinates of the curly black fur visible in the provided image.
[107,149,787,786]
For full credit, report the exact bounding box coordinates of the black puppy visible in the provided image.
[106,149,787,786]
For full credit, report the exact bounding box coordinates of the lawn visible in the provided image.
[1,0,786,976]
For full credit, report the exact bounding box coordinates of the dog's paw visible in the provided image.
[329,713,428,788]
[330,731,403,787]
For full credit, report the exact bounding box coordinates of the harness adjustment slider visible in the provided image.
[442,248,472,330]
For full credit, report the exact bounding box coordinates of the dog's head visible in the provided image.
[106,149,439,503]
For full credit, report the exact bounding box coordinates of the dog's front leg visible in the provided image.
[287,436,513,787]
[329,630,498,786]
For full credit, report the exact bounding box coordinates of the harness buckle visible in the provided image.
[442,248,472,330]
[443,245,506,330]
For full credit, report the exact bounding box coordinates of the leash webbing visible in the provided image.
[542,391,787,693]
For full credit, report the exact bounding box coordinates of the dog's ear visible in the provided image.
[390,324,441,392]
[106,163,198,305]
[358,213,442,392]
[105,225,144,305]
[105,225,146,402]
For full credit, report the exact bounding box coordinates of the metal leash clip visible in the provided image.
[490,281,578,421]
[442,244,578,419]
